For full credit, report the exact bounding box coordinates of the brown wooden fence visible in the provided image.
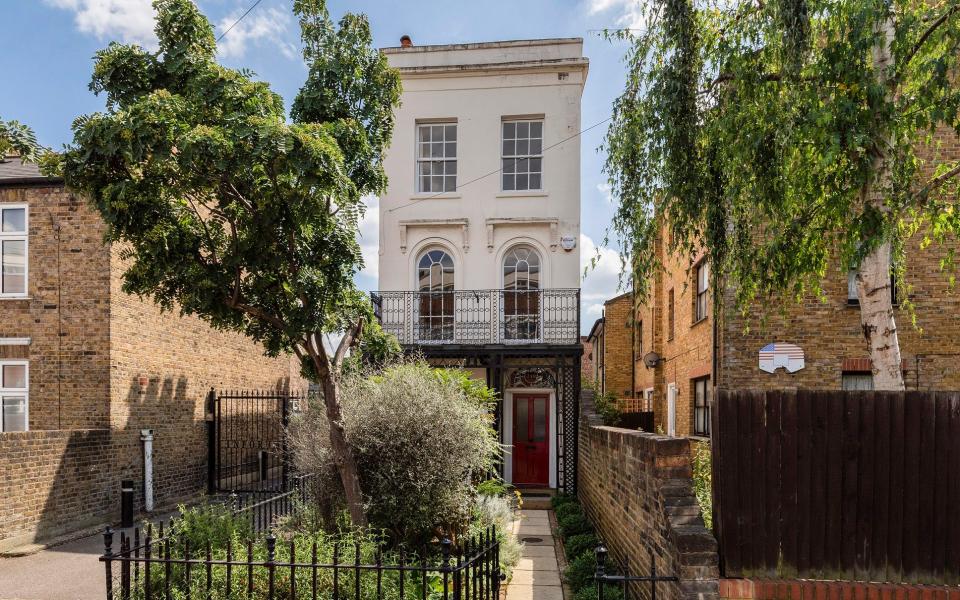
[711,389,960,584]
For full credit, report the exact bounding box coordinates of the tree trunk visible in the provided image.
[314,357,368,527]
[856,9,905,391]
[855,241,904,390]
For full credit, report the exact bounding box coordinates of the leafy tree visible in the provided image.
[603,0,960,389]
[44,0,401,524]
[0,119,43,162]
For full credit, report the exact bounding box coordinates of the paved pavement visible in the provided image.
[0,530,109,600]
[505,509,564,600]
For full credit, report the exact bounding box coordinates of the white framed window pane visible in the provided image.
[503,122,515,138]
[432,176,444,191]
[503,159,516,174]
[529,174,542,190]
[2,240,26,295]
[2,396,27,432]
[503,174,515,190]
[847,270,859,301]
[503,140,515,155]
[445,142,456,158]
[530,158,542,173]
[531,121,542,138]
[517,122,529,138]
[2,364,26,389]
[419,125,431,142]
[445,124,456,141]
[2,208,26,233]
[530,139,542,154]
[517,174,528,189]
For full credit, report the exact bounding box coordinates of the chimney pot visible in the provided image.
[400,35,412,48]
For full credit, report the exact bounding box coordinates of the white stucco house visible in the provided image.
[373,37,588,493]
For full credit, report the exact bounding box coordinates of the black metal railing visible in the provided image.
[371,288,580,346]
[101,522,503,600]
[594,544,678,600]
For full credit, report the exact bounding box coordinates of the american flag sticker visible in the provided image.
[759,342,805,373]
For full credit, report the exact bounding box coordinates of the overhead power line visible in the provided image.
[217,0,264,42]
[388,117,612,213]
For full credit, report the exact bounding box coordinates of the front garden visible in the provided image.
[104,361,521,600]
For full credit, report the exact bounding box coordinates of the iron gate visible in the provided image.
[595,544,679,600]
[206,388,302,493]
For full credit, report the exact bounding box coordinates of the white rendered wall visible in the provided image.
[378,40,586,292]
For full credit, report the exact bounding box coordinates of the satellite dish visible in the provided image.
[642,351,663,369]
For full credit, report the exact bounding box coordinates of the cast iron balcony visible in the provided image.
[370,289,581,346]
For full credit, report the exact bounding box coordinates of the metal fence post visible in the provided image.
[441,538,452,600]
[595,545,607,600]
[103,527,115,600]
[206,388,217,494]
[281,394,290,491]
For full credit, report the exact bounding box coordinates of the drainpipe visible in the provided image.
[140,429,154,512]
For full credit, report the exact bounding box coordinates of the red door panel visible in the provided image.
[513,394,549,486]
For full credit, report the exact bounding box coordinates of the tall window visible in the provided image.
[1,361,28,432]
[637,320,643,357]
[693,376,711,436]
[502,120,543,191]
[667,288,675,340]
[416,249,455,341]
[503,246,541,340]
[1,205,27,297]
[695,261,709,322]
[416,123,457,193]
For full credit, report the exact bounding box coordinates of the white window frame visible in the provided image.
[693,376,711,437]
[695,261,709,322]
[415,121,457,193]
[0,204,28,298]
[0,359,29,432]
[501,119,544,192]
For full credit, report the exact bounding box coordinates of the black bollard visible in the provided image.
[120,480,135,528]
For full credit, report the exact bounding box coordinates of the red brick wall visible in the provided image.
[720,579,960,600]
[602,293,636,399]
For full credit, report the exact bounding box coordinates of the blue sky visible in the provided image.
[0,0,644,330]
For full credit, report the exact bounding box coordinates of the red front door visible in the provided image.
[512,394,549,486]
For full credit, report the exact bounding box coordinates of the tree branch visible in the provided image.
[896,1,960,83]
[333,318,364,369]
[228,300,288,331]
[915,161,960,205]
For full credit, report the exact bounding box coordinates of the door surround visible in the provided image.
[503,388,557,489]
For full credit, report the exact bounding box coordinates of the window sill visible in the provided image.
[0,296,30,301]
[496,191,549,198]
[409,193,461,200]
[691,316,709,328]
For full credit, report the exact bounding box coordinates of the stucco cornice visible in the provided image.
[398,218,470,253]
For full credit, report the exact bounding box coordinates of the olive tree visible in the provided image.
[45,0,401,524]
[603,0,960,389]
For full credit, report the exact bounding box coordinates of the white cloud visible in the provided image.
[45,0,158,47]
[580,233,624,331]
[358,195,380,280]
[215,6,297,60]
[585,0,648,32]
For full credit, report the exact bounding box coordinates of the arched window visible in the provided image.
[503,246,540,291]
[502,246,541,340]
[416,249,455,341]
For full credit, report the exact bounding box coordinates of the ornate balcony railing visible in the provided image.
[371,289,581,346]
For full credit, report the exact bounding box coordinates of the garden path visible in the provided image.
[505,509,564,600]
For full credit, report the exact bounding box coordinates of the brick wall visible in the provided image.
[720,579,960,600]
[578,390,719,600]
[581,336,594,381]
[602,293,636,399]
[0,429,113,551]
[0,185,111,430]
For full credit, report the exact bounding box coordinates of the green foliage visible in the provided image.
[564,552,598,592]
[692,440,713,530]
[169,502,251,549]
[558,512,593,538]
[290,361,500,546]
[470,494,522,578]
[476,478,509,497]
[603,0,960,317]
[550,493,578,510]
[554,501,584,522]
[564,532,600,562]
[0,119,44,162]
[576,584,625,600]
[594,391,623,427]
[50,0,402,380]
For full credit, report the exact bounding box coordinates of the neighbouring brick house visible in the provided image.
[0,158,303,551]
[585,291,638,399]
[600,124,960,438]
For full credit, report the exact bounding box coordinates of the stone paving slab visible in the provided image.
[505,584,564,600]
[505,509,563,600]
[508,569,562,587]
[515,556,560,571]
[518,545,557,558]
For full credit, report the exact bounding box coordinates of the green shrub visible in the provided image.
[551,493,577,509]
[470,494,522,579]
[170,502,251,549]
[594,391,623,426]
[564,532,599,561]
[291,361,500,546]
[692,440,713,530]
[574,583,625,600]
[554,501,583,522]
[476,478,509,497]
[564,551,597,591]
[558,512,593,538]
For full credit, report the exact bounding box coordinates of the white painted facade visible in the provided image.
[378,38,588,292]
